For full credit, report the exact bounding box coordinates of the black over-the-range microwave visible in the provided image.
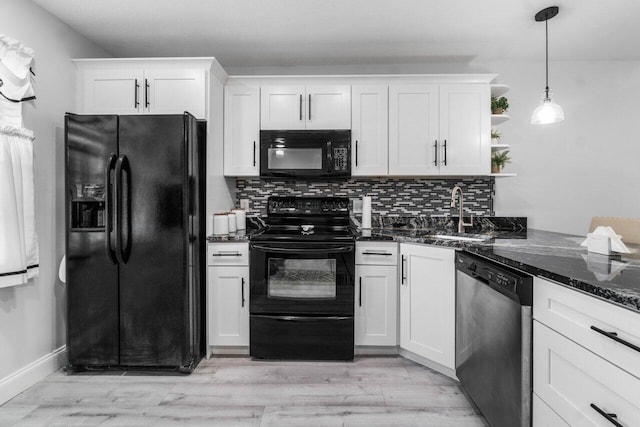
[259,130,351,179]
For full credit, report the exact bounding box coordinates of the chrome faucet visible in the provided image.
[450,186,473,233]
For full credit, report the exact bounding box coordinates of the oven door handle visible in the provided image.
[252,315,352,322]
[250,244,354,254]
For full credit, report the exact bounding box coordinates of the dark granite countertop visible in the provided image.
[356,227,640,313]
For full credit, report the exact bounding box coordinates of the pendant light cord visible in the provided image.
[545,18,550,99]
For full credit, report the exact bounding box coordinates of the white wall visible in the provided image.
[228,60,640,235]
[0,0,109,404]
[491,60,640,234]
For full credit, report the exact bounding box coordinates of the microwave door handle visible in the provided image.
[326,141,333,172]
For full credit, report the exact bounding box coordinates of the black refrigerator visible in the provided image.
[65,112,206,372]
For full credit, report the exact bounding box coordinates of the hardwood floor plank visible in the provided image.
[1,356,487,426]
[381,384,479,408]
[10,404,264,427]
[163,383,385,407]
[259,405,489,427]
[0,405,38,427]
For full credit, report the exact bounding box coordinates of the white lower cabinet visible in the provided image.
[399,244,455,370]
[533,321,640,426]
[533,393,570,427]
[207,243,250,349]
[355,242,398,347]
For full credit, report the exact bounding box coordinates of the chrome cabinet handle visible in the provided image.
[241,277,245,307]
[591,325,640,353]
[433,140,438,166]
[144,79,149,108]
[134,79,139,108]
[362,251,392,256]
[211,252,242,257]
[590,403,623,427]
[443,139,447,166]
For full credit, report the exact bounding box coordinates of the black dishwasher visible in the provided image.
[455,252,533,427]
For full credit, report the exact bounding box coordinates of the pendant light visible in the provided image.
[531,6,564,125]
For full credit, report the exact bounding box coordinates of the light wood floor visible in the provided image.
[0,356,488,426]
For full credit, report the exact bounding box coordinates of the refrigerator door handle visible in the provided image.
[104,154,118,263]
[114,155,132,265]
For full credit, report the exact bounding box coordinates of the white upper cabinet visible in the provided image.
[351,85,389,176]
[80,68,145,115]
[74,59,210,119]
[305,85,351,129]
[389,85,440,175]
[143,68,206,118]
[260,85,351,130]
[224,85,260,176]
[438,85,490,175]
[389,84,489,176]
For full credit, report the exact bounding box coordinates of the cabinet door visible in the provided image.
[534,321,640,426]
[208,266,249,346]
[81,68,144,114]
[224,86,260,176]
[144,68,206,119]
[389,85,439,175]
[438,85,490,175]
[351,85,388,176]
[355,265,397,346]
[306,85,351,130]
[399,244,455,369]
[260,85,306,130]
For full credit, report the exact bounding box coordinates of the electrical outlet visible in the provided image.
[352,198,363,214]
[239,199,249,211]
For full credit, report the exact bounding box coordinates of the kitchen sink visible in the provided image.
[430,234,489,242]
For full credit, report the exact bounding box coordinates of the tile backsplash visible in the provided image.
[236,177,495,216]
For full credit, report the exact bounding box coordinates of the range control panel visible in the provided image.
[268,196,350,216]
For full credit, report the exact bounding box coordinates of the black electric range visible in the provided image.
[249,196,356,360]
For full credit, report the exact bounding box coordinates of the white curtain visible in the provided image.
[0,35,38,287]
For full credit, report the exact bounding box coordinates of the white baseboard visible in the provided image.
[0,345,67,406]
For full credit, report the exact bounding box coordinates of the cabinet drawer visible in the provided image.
[534,321,640,427]
[356,242,398,265]
[207,243,249,266]
[534,277,640,378]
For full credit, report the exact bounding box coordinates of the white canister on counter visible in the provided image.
[362,196,372,229]
[213,213,229,235]
[227,212,237,233]
[232,209,246,230]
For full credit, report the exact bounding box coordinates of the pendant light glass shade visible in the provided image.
[531,91,564,124]
[532,6,564,125]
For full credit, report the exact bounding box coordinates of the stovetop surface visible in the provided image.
[250,224,356,242]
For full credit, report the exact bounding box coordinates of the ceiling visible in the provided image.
[31,0,640,69]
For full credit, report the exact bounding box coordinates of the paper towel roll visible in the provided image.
[228,213,237,233]
[232,209,246,230]
[362,196,372,229]
[213,213,229,235]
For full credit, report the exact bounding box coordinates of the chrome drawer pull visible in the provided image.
[590,325,640,353]
[362,251,392,256]
[590,403,623,427]
[211,252,242,257]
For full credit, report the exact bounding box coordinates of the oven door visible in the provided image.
[250,241,355,315]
